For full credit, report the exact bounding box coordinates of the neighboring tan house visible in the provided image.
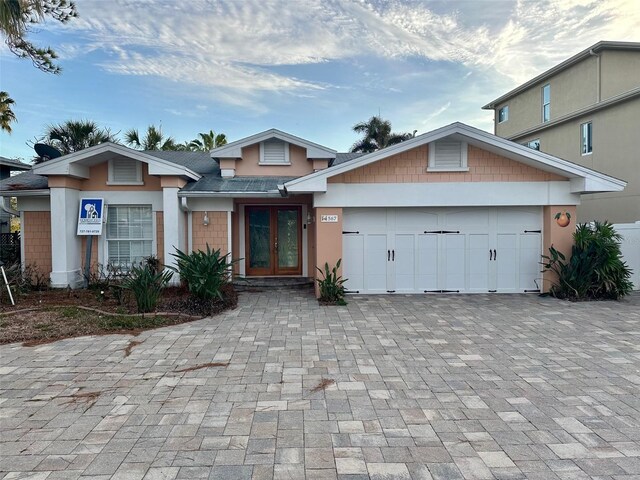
[0,123,624,295]
[0,157,31,234]
[482,41,640,224]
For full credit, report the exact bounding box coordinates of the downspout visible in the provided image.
[589,48,601,103]
[0,196,20,217]
[180,197,193,253]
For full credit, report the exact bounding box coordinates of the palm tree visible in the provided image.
[188,130,227,152]
[350,115,414,153]
[33,119,116,162]
[0,91,17,133]
[125,124,178,151]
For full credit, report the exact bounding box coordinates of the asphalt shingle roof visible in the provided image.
[0,171,48,191]
[0,150,362,193]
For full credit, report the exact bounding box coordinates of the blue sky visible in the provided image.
[1,0,638,161]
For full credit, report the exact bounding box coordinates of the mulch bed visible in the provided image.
[0,284,238,346]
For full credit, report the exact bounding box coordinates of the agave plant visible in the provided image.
[168,244,236,300]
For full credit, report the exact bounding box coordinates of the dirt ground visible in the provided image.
[0,285,237,346]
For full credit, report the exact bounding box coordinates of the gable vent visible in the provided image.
[428,140,468,171]
[260,140,289,164]
[110,158,142,184]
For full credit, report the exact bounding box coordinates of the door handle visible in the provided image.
[392,250,395,261]
[388,250,390,261]
[493,249,497,260]
[489,249,492,261]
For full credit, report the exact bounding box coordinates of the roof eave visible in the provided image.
[0,189,50,197]
[482,41,640,109]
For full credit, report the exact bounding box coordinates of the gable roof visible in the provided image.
[32,142,201,180]
[210,128,336,159]
[0,157,31,171]
[283,122,626,195]
[483,41,640,109]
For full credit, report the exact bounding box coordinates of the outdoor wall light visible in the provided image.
[306,211,314,224]
[203,211,209,226]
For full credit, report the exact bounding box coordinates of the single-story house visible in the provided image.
[0,122,625,295]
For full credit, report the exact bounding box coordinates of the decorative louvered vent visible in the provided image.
[428,140,468,171]
[434,141,462,168]
[260,140,289,164]
[110,158,141,183]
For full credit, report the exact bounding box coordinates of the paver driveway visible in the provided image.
[1,290,640,480]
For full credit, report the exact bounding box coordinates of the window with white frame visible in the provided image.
[498,105,509,123]
[523,139,540,151]
[428,140,468,171]
[106,205,153,270]
[581,122,592,155]
[542,84,550,122]
[259,139,290,164]
[108,158,143,185]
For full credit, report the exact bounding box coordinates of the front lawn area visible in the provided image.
[0,285,237,346]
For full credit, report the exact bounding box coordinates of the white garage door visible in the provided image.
[342,207,542,294]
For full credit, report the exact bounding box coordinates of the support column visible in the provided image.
[542,205,577,292]
[314,207,343,298]
[49,187,82,288]
[162,186,185,284]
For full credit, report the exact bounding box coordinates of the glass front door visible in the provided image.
[245,206,302,276]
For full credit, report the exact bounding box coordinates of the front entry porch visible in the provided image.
[234,199,314,278]
[245,205,302,276]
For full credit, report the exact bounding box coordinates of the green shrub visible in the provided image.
[169,244,234,300]
[542,221,633,300]
[122,263,173,313]
[316,259,347,305]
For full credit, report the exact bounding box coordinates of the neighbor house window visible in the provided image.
[428,140,468,171]
[581,122,592,155]
[523,139,540,151]
[107,205,153,270]
[108,158,143,185]
[498,105,509,123]
[542,84,550,122]
[259,140,290,164]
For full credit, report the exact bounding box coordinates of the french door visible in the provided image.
[245,206,302,276]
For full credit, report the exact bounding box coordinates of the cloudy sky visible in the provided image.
[1,0,639,160]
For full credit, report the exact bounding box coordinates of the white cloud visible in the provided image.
[55,0,639,106]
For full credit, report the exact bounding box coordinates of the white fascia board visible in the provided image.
[2,189,50,197]
[185,197,234,212]
[286,121,625,193]
[570,176,627,194]
[313,182,580,208]
[285,176,327,193]
[32,142,200,180]
[177,191,284,198]
[211,128,336,159]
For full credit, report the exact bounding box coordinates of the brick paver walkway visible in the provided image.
[1,291,639,479]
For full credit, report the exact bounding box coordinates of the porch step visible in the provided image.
[233,276,314,291]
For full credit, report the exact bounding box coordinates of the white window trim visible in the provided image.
[542,84,550,123]
[498,105,509,124]
[104,204,155,272]
[581,122,593,156]
[524,139,541,151]
[427,141,469,172]
[107,158,144,185]
[259,140,291,165]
